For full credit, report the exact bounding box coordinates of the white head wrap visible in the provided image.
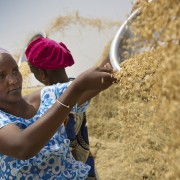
[0,47,10,55]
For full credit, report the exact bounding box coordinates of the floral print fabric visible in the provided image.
[0,82,90,179]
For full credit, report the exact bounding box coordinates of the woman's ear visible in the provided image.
[38,69,49,85]
[29,65,49,85]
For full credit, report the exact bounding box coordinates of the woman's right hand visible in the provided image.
[75,63,116,92]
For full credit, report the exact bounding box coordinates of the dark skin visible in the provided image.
[0,54,37,118]
[28,64,69,85]
[0,53,115,160]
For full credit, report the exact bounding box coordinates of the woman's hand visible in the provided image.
[75,63,117,92]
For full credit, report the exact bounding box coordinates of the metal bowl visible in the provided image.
[109,9,140,71]
[18,31,46,66]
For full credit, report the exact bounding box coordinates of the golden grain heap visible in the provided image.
[87,0,180,179]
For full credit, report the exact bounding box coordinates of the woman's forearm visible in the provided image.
[16,81,82,159]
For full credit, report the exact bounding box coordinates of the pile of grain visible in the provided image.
[87,0,179,179]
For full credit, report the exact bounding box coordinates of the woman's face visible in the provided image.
[0,53,23,104]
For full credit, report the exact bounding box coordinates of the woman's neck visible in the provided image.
[0,98,36,119]
[46,68,69,84]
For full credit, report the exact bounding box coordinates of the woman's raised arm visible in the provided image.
[0,66,115,160]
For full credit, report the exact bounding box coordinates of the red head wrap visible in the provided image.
[25,37,74,70]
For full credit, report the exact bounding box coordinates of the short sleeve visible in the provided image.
[54,82,72,98]
[0,113,13,129]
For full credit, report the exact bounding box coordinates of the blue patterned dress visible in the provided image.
[0,82,90,180]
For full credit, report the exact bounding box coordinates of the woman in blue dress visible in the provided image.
[0,48,115,179]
